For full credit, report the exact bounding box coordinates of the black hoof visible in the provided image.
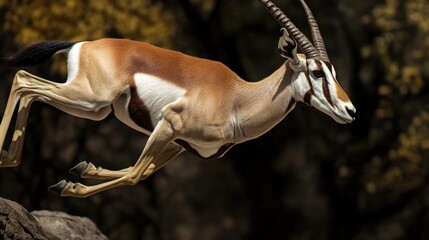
[48,180,69,195]
[69,161,90,177]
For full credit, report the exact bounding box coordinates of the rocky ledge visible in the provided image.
[0,197,107,240]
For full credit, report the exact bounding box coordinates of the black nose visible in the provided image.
[346,107,356,119]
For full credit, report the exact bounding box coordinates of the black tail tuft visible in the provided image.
[0,41,77,67]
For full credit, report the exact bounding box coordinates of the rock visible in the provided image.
[32,210,108,240]
[0,197,57,240]
[0,197,107,240]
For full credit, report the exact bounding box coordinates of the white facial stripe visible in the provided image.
[331,65,337,79]
[133,73,186,125]
[66,42,85,84]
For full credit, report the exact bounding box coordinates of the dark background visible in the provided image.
[1,0,428,239]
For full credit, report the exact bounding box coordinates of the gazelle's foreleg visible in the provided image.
[50,119,175,198]
[69,143,184,180]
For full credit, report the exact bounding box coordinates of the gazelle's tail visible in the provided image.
[0,41,76,67]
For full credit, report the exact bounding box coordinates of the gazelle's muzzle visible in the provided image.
[332,102,356,124]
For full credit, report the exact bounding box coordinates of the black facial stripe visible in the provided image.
[314,60,324,72]
[324,61,333,74]
[304,60,314,106]
[322,77,334,106]
[306,60,313,88]
[304,90,313,106]
[324,61,340,84]
[315,60,334,107]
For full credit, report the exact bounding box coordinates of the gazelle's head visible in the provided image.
[260,0,356,124]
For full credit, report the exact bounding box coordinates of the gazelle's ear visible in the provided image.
[278,28,299,63]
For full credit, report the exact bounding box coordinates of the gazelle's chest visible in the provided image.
[167,106,238,159]
[122,72,236,159]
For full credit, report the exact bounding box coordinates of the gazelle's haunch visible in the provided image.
[0,0,355,198]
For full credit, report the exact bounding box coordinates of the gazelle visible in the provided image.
[0,0,355,198]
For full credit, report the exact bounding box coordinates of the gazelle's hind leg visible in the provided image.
[49,119,175,198]
[0,96,32,167]
[69,143,184,180]
[0,96,111,167]
[0,70,117,167]
[0,72,25,158]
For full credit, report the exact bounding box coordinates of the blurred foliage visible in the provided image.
[364,111,429,194]
[189,0,216,19]
[364,0,428,94]
[360,0,429,201]
[0,0,176,45]
[0,0,176,74]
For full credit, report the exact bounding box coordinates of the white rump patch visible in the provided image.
[66,42,85,83]
[134,73,186,125]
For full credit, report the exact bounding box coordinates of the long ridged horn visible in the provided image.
[258,0,320,60]
[299,0,330,62]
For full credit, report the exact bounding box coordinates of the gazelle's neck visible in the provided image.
[234,62,297,141]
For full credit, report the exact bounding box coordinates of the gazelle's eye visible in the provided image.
[312,70,324,78]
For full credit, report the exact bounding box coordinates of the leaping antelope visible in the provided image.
[0,0,355,198]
